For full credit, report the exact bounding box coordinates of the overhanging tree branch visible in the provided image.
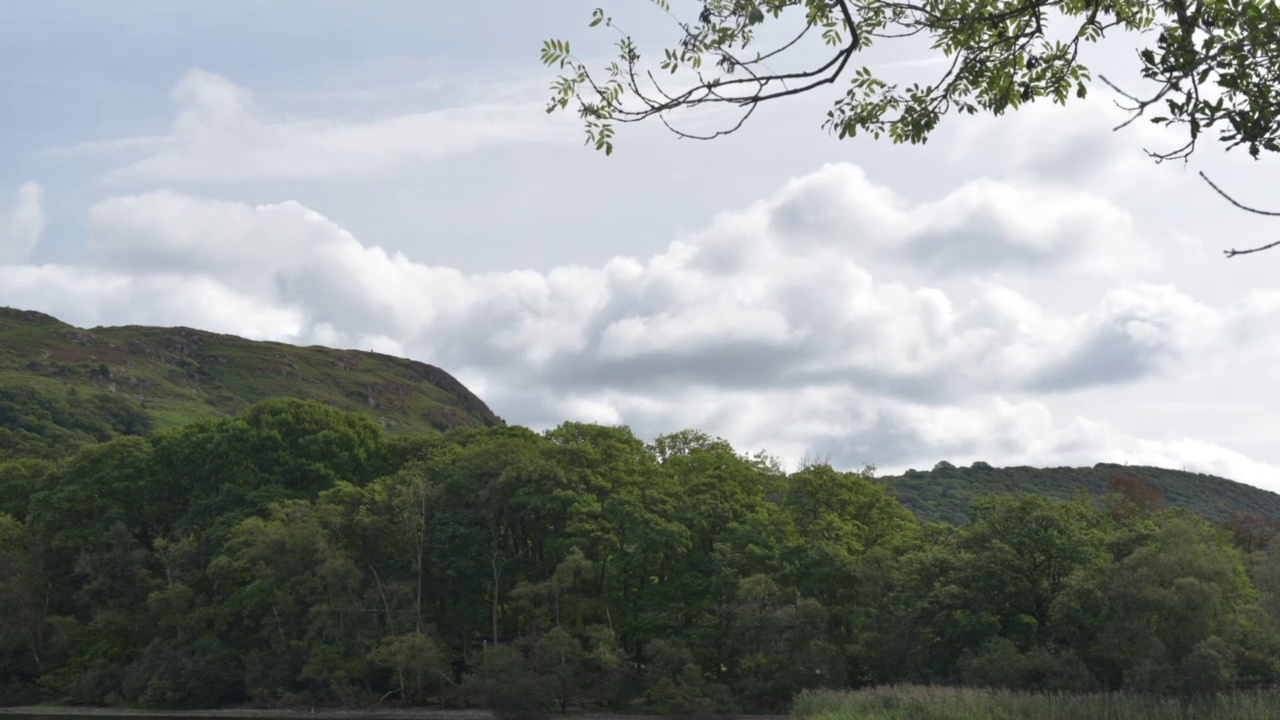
[1199,171,1280,258]
[544,0,1280,255]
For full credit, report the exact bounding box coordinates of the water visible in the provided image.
[0,712,304,717]
[0,712,264,717]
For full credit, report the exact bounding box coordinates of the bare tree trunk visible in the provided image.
[415,529,426,634]
[271,604,287,645]
[370,564,397,634]
[414,487,426,634]
[491,552,504,644]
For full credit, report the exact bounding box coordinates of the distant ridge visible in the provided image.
[883,460,1280,524]
[0,307,501,460]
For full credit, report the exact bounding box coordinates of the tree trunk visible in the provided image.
[491,553,503,644]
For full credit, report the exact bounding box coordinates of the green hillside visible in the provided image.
[884,460,1280,524]
[0,307,501,460]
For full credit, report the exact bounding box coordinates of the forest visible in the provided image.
[3,397,1280,715]
[884,461,1280,525]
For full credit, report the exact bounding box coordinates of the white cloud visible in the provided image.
[716,163,1156,279]
[948,91,1188,193]
[0,183,46,265]
[4,159,1280,489]
[62,69,576,183]
[0,263,306,339]
[824,397,1280,493]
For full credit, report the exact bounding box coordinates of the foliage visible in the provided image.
[793,685,1280,720]
[462,645,556,720]
[541,0,1280,165]
[4,396,1280,711]
[884,461,1280,525]
[367,633,446,706]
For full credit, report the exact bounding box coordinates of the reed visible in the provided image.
[791,685,1280,720]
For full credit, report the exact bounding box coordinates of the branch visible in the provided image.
[1200,171,1280,217]
[378,688,404,706]
[550,0,1222,153]
[1224,239,1280,258]
[585,0,862,133]
[1200,172,1280,258]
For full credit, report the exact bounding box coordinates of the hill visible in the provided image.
[6,307,1277,527]
[0,307,501,460]
[883,460,1280,524]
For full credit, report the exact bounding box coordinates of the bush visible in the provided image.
[122,639,243,708]
[463,645,555,720]
[1178,636,1239,695]
[0,677,43,706]
[959,637,1097,692]
[643,638,736,717]
[41,658,127,705]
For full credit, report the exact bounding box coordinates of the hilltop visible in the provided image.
[0,307,501,460]
[884,460,1280,524]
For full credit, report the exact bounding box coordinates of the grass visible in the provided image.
[792,686,1280,720]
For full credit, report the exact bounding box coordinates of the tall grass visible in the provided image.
[792,685,1280,720]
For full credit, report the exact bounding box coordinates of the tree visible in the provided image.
[0,514,45,690]
[1105,473,1166,521]
[0,459,52,521]
[1225,511,1280,554]
[543,0,1280,255]
[956,494,1109,643]
[641,637,735,715]
[726,575,844,709]
[367,632,447,706]
[463,645,556,720]
[206,500,365,701]
[1095,513,1256,692]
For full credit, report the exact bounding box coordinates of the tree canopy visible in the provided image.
[5,398,1280,711]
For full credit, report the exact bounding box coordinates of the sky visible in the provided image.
[4,1,1280,489]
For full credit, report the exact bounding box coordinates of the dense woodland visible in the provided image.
[3,398,1280,714]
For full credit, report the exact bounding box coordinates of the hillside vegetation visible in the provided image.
[4,307,1279,530]
[0,307,500,460]
[884,461,1280,525]
[794,686,1280,720]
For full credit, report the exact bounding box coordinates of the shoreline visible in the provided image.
[0,709,788,720]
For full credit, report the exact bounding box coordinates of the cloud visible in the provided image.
[61,69,576,183]
[487,383,1280,493]
[807,396,1280,493]
[947,91,1188,193]
[1028,284,1220,391]
[746,164,1155,278]
[0,263,307,340]
[0,169,1226,400]
[0,183,46,265]
[3,161,1278,487]
[64,167,1184,402]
